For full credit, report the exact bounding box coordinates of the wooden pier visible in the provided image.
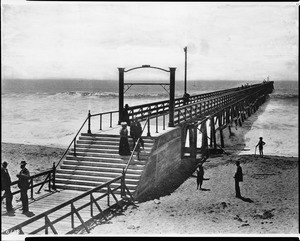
[2,70,274,235]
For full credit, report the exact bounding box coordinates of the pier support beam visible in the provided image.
[201,121,208,156]
[189,125,197,159]
[210,117,216,150]
[118,68,125,125]
[219,114,224,148]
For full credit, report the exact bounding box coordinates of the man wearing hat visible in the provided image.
[1,161,13,212]
[17,161,30,214]
[233,160,243,198]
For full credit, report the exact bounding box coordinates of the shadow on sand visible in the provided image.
[200,188,211,191]
[238,196,254,203]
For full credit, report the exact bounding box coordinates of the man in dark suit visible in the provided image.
[17,161,30,214]
[234,161,243,198]
[1,161,13,212]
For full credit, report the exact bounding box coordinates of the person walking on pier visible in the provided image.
[1,161,13,212]
[17,161,30,214]
[256,137,266,157]
[234,161,243,198]
[119,122,131,156]
[122,104,130,126]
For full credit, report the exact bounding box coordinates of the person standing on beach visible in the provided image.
[256,137,266,157]
[234,161,243,198]
[196,163,204,190]
[1,161,13,212]
[119,122,131,156]
[17,161,30,214]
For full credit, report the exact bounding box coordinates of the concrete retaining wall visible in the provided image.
[134,127,199,202]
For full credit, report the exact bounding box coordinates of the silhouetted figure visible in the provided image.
[130,119,139,148]
[130,119,144,160]
[122,104,130,125]
[256,137,266,157]
[17,161,30,214]
[196,164,204,190]
[119,122,131,156]
[234,161,243,198]
[1,161,13,212]
[136,120,144,149]
[183,92,190,105]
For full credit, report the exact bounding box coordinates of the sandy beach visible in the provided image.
[1,99,299,236]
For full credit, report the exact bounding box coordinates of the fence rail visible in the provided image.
[2,172,134,235]
[1,165,56,202]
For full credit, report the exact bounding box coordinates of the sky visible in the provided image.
[1,1,298,81]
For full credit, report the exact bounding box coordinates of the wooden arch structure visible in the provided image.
[118,65,176,127]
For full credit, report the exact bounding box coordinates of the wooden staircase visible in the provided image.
[55,133,155,194]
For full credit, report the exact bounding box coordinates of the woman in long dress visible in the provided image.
[119,122,131,156]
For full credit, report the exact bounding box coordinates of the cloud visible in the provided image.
[1,2,298,81]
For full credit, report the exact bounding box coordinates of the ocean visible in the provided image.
[1,79,298,156]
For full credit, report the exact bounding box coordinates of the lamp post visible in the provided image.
[184,46,187,94]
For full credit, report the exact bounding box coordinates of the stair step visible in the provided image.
[55,178,137,189]
[77,139,154,147]
[79,135,155,144]
[71,144,152,151]
[63,159,145,170]
[65,155,147,166]
[81,133,156,141]
[54,183,135,194]
[60,164,143,175]
[70,148,150,156]
[67,151,149,161]
[56,169,141,179]
[55,173,139,185]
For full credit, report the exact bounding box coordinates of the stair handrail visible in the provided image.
[55,115,89,169]
[124,117,150,174]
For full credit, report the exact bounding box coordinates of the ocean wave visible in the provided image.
[44,91,170,98]
[270,93,298,100]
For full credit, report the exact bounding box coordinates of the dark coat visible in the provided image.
[1,166,11,191]
[234,166,243,182]
[18,167,30,190]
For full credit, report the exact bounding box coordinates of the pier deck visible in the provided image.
[1,189,116,235]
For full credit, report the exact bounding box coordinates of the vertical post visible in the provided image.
[71,205,74,229]
[48,170,51,191]
[156,115,158,133]
[30,178,34,199]
[107,187,110,206]
[45,216,48,234]
[52,162,56,190]
[118,68,125,125]
[90,194,93,217]
[87,110,91,134]
[110,112,113,128]
[210,117,216,149]
[74,137,76,157]
[100,114,102,130]
[189,125,197,159]
[219,114,224,148]
[121,168,125,197]
[184,46,187,94]
[147,116,151,137]
[201,121,208,156]
[168,67,176,127]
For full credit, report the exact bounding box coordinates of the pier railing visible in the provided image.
[174,83,273,125]
[2,172,134,235]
